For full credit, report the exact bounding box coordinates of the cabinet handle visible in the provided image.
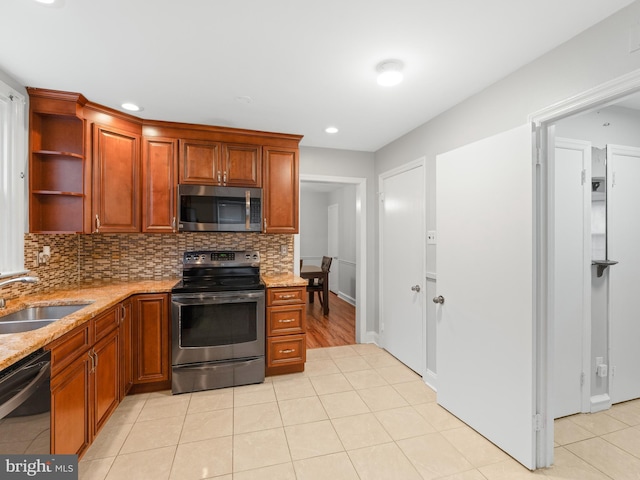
[279,294,296,299]
[121,304,126,323]
[278,348,296,354]
[217,171,221,184]
[88,351,95,373]
[223,171,227,184]
[95,214,101,233]
[171,216,176,233]
[93,350,98,369]
[278,318,296,323]
[263,218,267,232]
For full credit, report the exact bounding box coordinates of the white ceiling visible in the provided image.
[0,0,635,152]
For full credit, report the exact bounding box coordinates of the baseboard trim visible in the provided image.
[364,331,379,345]
[590,394,611,413]
[337,292,356,306]
[424,369,437,392]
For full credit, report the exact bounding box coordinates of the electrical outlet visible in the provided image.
[280,245,288,255]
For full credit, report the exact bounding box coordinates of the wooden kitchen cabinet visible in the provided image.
[50,346,91,456]
[131,293,171,392]
[92,123,141,233]
[266,286,306,375]
[48,305,121,456]
[263,146,299,234]
[28,88,87,233]
[142,137,178,233]
[179,139,261,187]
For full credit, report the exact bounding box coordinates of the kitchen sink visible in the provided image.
[0,304,92,334]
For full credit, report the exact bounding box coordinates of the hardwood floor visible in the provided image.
[305,292,356,348]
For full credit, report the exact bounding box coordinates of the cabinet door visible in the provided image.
[93,329,120,434]
[92,124,141,232]
[222,143,261,187]
[179,139,220,184]
[133,294,170,386]
[263,146,299,233]
[51,353,91,455]
[142,137,177,232]
[119,299,134,399]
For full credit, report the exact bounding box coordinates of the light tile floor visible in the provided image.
[78,344,640,479]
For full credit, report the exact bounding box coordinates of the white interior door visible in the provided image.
[328,203,339,294]
[436,124,536,469]
[380,161,425,375]
[607,144,640,404]
[553,138,591,418]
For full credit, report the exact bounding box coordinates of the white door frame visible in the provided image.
[530,68,640,468]
[378,157,427,376]
[296,174,367,344]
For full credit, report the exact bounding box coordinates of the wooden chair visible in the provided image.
[306,256,332,307]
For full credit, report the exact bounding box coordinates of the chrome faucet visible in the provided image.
[0,276,39,308]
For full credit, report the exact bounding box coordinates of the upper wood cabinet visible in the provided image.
[180,139,261,187]
[222,143,262,187]
[28,89,301,234]
[263,146,299,234]
[142,137,177,233]
[28,89,87,233]
[92,124,141,233]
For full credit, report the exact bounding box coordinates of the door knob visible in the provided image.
[433,295,445,304]
[411,285,421,292]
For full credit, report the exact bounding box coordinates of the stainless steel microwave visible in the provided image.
[177,185,262,232]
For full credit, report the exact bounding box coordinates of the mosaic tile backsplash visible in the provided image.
[2,233,294,301]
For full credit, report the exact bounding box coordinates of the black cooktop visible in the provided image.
[171,250,264,294]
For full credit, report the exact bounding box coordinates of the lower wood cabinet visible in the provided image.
[48,306,120,456]
[47,292,171,456]
[50,350,91,456]
[131,293,171,392]
[266,286,306,376]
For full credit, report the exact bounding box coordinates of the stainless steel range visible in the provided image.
[171,250,265,394]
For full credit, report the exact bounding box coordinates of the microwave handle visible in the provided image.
[245,190,251,230]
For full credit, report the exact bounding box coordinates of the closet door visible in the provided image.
[607,144,640,404]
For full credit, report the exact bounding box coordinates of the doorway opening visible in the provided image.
[296,174,367,345]
[531,68,640,468]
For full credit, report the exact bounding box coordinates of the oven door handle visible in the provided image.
[172,292,265,305]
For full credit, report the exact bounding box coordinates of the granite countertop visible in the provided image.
[0,279,179,370]
[262,273,308,288]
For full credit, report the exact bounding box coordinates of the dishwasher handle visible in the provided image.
[0,359,50,420]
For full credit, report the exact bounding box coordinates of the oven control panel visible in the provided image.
[183,250,260,266]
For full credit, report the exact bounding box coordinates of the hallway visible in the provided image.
[305,293,356,348]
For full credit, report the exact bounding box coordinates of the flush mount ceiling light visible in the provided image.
[121,103,143,112]
[325,126,339,134]
[376,60,404,87]
[34,0,64,6]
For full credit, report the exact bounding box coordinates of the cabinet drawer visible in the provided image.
[267,305,305,336]
[267,287,305,306]
[267,335,306,366]
[94,306,119,342]
[48,323,92,376]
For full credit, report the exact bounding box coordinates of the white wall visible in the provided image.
[374,1,640,375]
[299,190,330,261]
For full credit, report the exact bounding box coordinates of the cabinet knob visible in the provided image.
[433,295,445,304]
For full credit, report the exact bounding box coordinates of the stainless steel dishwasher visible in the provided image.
[0,349,51,454]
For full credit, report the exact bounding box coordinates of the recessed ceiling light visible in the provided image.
[34,0,64,6]
[376,60,404,87]
[325,126,339,134]
[35,0,56,3]
[121,103,143,112]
